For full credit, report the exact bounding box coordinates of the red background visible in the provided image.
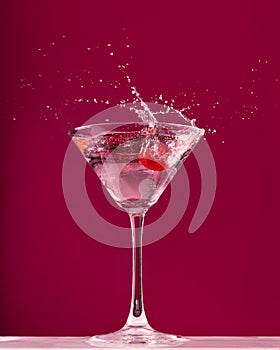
[1,0,280,335]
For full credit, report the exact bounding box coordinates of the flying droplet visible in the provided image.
[191,119,196,127]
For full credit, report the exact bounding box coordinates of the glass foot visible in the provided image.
[87,324,190,347]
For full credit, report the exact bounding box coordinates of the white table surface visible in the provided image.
[0,337,279,349]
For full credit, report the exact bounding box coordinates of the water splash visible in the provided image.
[130,86,157,126]
[12,32,273,146]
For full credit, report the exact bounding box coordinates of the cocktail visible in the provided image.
[68,105,204,346]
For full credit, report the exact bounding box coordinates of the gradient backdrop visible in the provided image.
[1,0,280,336]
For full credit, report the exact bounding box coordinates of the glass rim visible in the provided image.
[69,121,205,136]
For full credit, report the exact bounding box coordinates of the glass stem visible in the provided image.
[126,212,149,328]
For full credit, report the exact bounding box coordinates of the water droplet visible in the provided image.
[110,52,114,56]
[99,79,103,83]
[13,117,16,121]
[93,98,98,103]
[87,47,92,51]
[191,119,196,127]
[107,43,111,47]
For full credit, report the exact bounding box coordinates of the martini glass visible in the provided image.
[69,114,204,346]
